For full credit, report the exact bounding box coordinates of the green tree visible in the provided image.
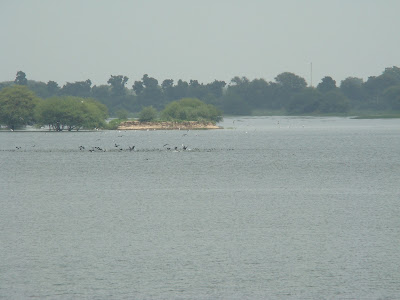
[340,77,365,101]
[173,79,189,100]
[135,74,164,109]
[275,72,307,91]
[287,88,321,114]
[61,79,92,98]
[28,81,49,98]
[47,81,60,97]
[116,109,129,120]
[340,77,366,107]
[206,80,226,99]
[247,78,272,109]
[132,81,144,95]
[188,79,208,100]
[382,85,400,110]
[317,76,337,93]
[35,96,108,131]
[81,98,109,129]
[275,72,307,109]
[138,106,157,122]
[14,71,28,85]
[161,98,222,123]
[220,90,251,115]
[0,81,14,91]
[91,84,111,104]
[107,75,129,97]
[105,76,137,115]
[381,66,400,85]
[142,74,158,89]
[0,85,39,130]
[362,67,400,109]
[319,90,350,113]
[161,79,175,101]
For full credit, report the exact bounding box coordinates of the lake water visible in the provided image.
[1,116,399,299]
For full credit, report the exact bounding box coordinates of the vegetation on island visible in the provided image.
[1,66,400,130]
[0,81,221,130]
[113,99,222,129]
[160,98,222,123]
[135,98,222,124]
[138,106,158,122]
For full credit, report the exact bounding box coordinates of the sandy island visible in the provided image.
[117,120,222,130]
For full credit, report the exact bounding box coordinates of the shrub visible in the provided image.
[161,98,222,123]
[138,106,158,122]
[116,109,129,120]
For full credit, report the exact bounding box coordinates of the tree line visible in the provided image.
[0,85,108,131]
[1,67,400,119]
[0,84,222,130]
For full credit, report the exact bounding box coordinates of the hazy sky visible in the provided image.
[1,0,399,87]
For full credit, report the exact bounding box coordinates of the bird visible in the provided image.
[129,146,135,151]
[163,144,169,147]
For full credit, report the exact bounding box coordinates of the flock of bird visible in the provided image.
[74,131,196,152]
[10,143,194,153]
[76,143,192,153]
[9,131,228,153]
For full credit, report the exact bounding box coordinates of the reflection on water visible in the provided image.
[1,117,400,299]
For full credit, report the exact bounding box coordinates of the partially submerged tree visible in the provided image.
[35,96,108,131]
[0,85,39,130]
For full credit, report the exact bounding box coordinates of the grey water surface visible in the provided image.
[1,117,399,299]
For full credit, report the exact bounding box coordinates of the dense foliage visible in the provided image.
[35,96,108,131]
[0,85,39,130]
[161,98,222,123]
[0,83,108,130]
[138,106,158,122]
[1,67,400,119]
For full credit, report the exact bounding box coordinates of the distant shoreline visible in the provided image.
[117,120,222,130]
